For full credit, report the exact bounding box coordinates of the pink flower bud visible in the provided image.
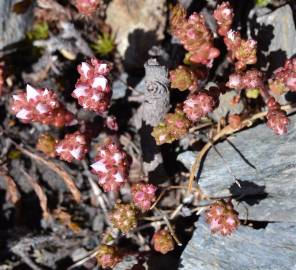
[205,200,240,236]
[152,230,175,254]
[75,0,101,16]
[72,58,112,114]
[11,84,74,127]
[105,116,118,131]
[183,91,218,122]
[266,97,289,135]
[91,139,129,192]
[56,131,89,162]
[131,182,157,211]
[269,58,296,94]
[213,2,234,37]
[170,6,220,65]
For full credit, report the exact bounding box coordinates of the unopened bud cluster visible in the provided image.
[266,97,289,135]
[152,229,175,254]
[268,58,296,95]
[72,58,112,114]
[75,0,101,16]
[110,203,137,233]
[131,182,157,212]
[56,131,89,162]
[205,200,240,235]
[171,5,220,65]
[91,140,129,192]
[152,109,191,145]
[11,85,74,127]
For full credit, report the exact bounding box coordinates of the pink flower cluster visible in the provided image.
[213,2,234,37]
[11,84,74,127]
[205,200,240,236]
[269,58,296,95]
[91,139,129,192]
[266,97,289,135]
[171,5,220,65]
[224,30,257,71]
[131,182,157,212]
[72,58,112,114]
[56,131,89,162]
[227,69,263,91]
[183,89,219,123]
[75,0,101,16]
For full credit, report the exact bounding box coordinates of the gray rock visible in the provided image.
[250,5,296,75]
[210,91,245,122]
[106,0,167,70]
[180,218,296,270]
[177,151,198,171]
[196,114,296,222]
[0,0,34,52]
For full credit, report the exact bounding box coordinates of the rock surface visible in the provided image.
[106,0,167,70]
[180,218,296,270]
[250,5,296,75]
[0,0,34,52]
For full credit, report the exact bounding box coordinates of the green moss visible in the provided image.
[255,0,270,7]
[91,33,116,56]
[27,22,49,41]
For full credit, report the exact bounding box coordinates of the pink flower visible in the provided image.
[266,97,289,135]
[105,116,118,131]
[269,58,296,94]
[213,2,234,37]
[183,90,218,122]
[170,5,220,65]
[75,0,101,16]
[90,139,129,192]
[205,200,240,236]
[72,58,112,114]
[11,84,74,127]
[56,131,89,162]
[227,69,263,91]
[131,182,157,211]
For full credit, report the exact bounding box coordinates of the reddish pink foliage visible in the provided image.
[227,69,263,91]
[91,139,129,192]
[11,84,74,127]
[72,58,112,114]
[75,0,100,16]
[56,131,89,162]
[171,5,220,65]
[269,58,296,95]
[131,182,157,212]
[183,90,219,122]
[266,97,289,135]
[152,230,175,254]
[205,200,240,236]
[224,30,257,70]
[213,2,234,37]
